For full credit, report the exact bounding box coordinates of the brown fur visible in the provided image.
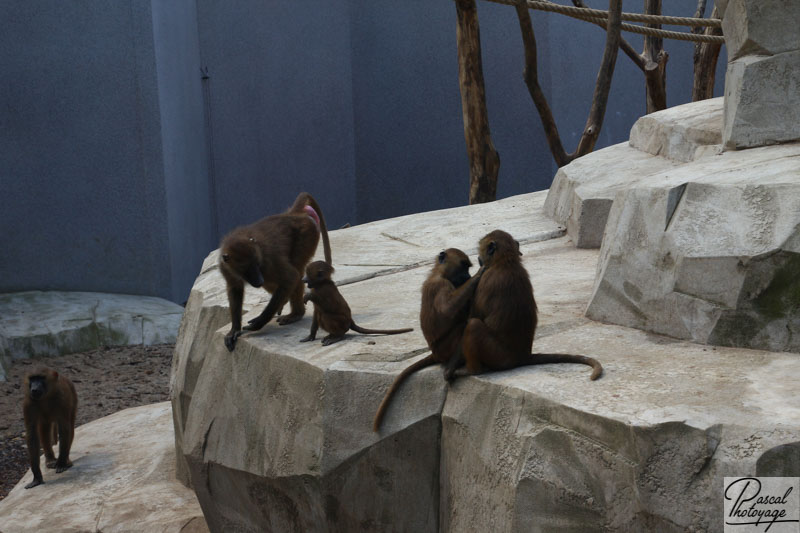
[372,248,483,432]
[461,230,603,379]
[300,261,413,346]
[23,368,78,489]
[220,192,332,351]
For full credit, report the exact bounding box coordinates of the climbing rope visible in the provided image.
[488,0,726,44]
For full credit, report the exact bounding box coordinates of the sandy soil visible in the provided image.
[0,344,173,500]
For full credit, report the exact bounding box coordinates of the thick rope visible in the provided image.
[487,0,726,43]
[527,0,721,27]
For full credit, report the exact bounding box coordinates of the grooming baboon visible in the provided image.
[300,261,413,346]
[372,248,483,431]
[220,192,332,351]
[461,229,602,379]
[22,367,78,489]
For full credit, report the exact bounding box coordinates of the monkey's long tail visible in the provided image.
[373,354,436,432]
[351,323,413,336]
[303,193,332,265]
[525,353,603,380]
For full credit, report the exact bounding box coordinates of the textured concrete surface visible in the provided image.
[723,51,800,149]
[587,141,800,352]
[0,402,208,533]
[721,0,800,60]
[543,142,682,248]
[172,190,800,532]
[720,0,800,149]
[546,96,800,352]
[441,330,800,532]
[545,99,727,250]
[629,97,723,163]
[0,291,184,381]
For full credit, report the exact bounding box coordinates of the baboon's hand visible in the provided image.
[244,317,268,331]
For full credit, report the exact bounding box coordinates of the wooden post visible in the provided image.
[516,0,622,166]
[455,0,500,204]
[643,0,668,114]
[692,5,723,101]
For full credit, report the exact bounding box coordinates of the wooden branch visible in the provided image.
[692,0,708,25]
[692,5,723,101]
[574,0,623,155]
[515,4,569,166]
[516,0,622,166]
[571,0,648,72]
[643,0,667,113]
[455,0,500,204]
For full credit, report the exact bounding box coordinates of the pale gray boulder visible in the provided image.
[0,402,207,533]
[721,0,800,60]
[170,192,566,532]
[172,219,800,532]
[0,291,184,381]
[723,51,800,149]
[544,99,723,249]
[586,142,800,352]
[720,0,800,149]
[629,97,723,163]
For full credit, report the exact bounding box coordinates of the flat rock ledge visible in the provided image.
[171,191,800,532]
[0,402,207,533]
[0,291,184,381]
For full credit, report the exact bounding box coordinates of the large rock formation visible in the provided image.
[170,7,800,529]
[171,192,800,532]
[545,96,800,352]
[0,402,207,533]
[170,193,565,532]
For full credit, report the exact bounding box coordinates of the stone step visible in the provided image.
[629,97,723,163]
[543,98,724,250]
[543,142,683,248]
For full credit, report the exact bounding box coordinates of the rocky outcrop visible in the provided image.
[171,192,800,532]
[0,402,207,533]
[0,291,184,381]
[543,99,725,249]
[721,0,800,149]
[723,51,800,149]
[170,193,566,532]
[545,92,800,354]
[585,141,800,352]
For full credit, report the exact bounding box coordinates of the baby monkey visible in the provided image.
[301,261,413,345]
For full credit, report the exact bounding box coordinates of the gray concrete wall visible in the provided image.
[0,1,172,298]
[0,0,726,303]
[152,0,215,302]
[195,0,358,233]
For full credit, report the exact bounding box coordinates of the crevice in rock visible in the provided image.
[379,232,422,247]
[665,183,687,231]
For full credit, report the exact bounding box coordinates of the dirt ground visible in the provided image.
[0,344,174,500]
